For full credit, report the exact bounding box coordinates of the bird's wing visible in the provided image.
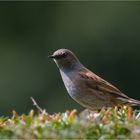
[78,68,129,99]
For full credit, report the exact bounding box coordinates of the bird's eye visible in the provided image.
[62,52,68,58]
[53,52,68,59]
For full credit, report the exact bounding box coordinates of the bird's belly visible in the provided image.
[64,82,113,110]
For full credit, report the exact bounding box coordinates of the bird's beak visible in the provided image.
[48,55,55,59]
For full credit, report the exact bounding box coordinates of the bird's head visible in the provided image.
[48,49,81,71]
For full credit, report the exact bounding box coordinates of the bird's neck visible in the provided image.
[60,62,83,73]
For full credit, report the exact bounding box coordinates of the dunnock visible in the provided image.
[48,49,140,111]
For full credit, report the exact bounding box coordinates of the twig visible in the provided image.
[136,112,140,119]
[30,97,47,115]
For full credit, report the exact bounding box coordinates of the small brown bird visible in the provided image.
[48,49,140,111]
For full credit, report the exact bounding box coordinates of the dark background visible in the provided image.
[0,2,140,115]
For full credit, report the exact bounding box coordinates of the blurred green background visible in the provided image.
[0,2,140,115]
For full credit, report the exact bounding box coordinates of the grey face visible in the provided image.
[48,49,80,70]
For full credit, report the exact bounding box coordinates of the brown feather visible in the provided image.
[78,68,129,99]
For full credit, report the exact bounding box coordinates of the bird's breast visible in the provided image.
[60,70,80,98]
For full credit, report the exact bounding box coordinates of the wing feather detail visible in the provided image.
[78,68,129,99]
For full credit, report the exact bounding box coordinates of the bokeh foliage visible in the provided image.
[0,108,140,139]
[0,2,140,115]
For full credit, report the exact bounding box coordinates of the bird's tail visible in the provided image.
[117,97,140,106]
[128,98,140,106]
